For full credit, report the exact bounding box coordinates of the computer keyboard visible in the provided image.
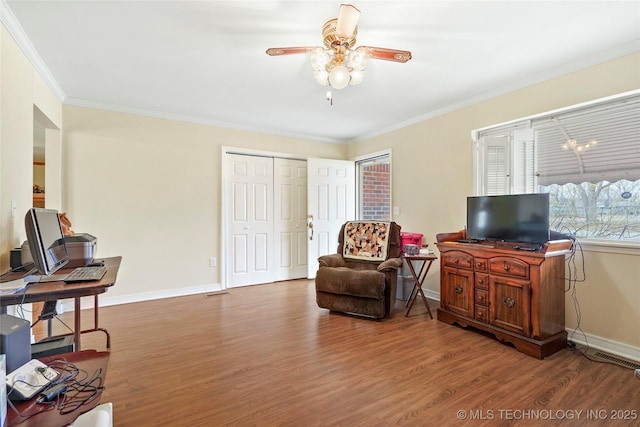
[64,266,107,283]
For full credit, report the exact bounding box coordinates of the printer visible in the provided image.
[21,233,97,268]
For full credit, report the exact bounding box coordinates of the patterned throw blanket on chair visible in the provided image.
[342,221,391,261]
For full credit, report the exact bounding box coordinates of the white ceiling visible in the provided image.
[4,1,640,143]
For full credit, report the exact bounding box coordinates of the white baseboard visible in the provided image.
[424,289,440,302]
[567,329,640,364]
[59,282,224,312]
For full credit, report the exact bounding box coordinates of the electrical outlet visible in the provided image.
[209,257,217,268]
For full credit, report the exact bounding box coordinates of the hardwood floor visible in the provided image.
[33,280,639,426]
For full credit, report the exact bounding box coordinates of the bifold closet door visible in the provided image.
[227,154,275,287]
[273,158,308,281]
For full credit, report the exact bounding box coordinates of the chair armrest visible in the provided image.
[318,254,346,268]
[377,257,403,272]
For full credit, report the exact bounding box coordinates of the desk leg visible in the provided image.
[47,296,110,351]
[74,297,82,351]
[87,295,111,349]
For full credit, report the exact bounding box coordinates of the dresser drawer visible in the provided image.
[489,257,529,279]
[443,251,473,269]
[474,258,488,272]
[475,305,489,323]
[475,273,489,290]
[475,288,489,306]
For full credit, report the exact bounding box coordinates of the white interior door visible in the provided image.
[226,154,274,287]
[306,158,356,278]
[274,158,308,280]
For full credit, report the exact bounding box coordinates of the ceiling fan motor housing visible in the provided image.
[323,18,357,50]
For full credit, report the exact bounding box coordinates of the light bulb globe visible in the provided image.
[328,65,350,89]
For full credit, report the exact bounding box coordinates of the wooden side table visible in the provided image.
[403,255,437,318]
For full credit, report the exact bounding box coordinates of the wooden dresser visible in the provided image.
[33,192,45,208]
[435,231,573,359]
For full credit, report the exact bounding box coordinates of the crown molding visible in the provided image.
[354,41,640,142]
[64,96,345,145]
[0,0,66,102]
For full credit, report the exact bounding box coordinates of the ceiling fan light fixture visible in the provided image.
[348,50,368,70]
[328,65,350,89]
[266,4,411,90]
[314,69,330,86]
[310,48,331,70]
[349,69,365,85]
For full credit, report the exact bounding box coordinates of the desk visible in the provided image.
[6,350,110,427]
[403,255,437,318]
[0,256,121,351]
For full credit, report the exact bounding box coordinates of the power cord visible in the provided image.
[44,359,106,415]
[561,235,637,370]
[8,359,106,419]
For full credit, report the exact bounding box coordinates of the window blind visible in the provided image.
[513,129,536,193]
[484,136,509,195]
[535,95,640,185]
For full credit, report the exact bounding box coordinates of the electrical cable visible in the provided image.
[561,235,636,370]
[7,359,106,420]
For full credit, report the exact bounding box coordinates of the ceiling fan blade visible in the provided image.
[266,47,319,56]
[355,46,412,63]
[335,4,360,39]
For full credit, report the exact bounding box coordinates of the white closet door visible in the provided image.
[227,154,274,287]
[274,158,308,280]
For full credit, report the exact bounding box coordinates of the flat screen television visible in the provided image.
[466,193,550,245]
[24,208,69,276]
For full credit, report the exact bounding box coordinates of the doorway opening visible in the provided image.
[32,106,62,210]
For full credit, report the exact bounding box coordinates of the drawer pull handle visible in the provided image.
[454,285,463,294]
[503,297,515,308]
[478,279,484,285]
[454,259,459,264]
[503,262,510,271]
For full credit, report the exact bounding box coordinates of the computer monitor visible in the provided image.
[24,208,69,276]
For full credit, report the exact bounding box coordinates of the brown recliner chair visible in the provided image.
[315,221,403,319]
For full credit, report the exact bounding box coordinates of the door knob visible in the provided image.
[307,215,314,240]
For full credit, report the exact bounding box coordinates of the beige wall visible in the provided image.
[349,52,640,351]
[62,106,346,300]
[0,24,62,269]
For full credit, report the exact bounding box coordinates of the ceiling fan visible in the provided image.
[266,4,412,89]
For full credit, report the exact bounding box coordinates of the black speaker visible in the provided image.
[9,248,22,269]
[0,314,31,373]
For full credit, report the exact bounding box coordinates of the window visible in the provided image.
[356,152,391,221]
[474,91,640,243]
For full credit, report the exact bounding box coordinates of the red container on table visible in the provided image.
[400,232,423,254]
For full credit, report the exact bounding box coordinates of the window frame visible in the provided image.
[472,90,640,254]
[354,149,392,221]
